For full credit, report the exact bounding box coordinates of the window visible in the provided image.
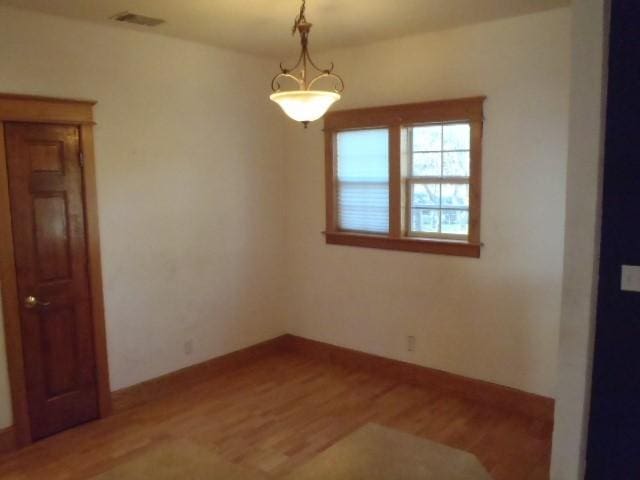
[324,97,484,257]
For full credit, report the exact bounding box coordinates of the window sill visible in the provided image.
[325,232,481,258]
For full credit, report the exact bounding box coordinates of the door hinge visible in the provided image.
[79,151,85,168]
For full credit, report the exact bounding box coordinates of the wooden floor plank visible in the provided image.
[0,352,552,479]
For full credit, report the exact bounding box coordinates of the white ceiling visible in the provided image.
[0,0,570,58]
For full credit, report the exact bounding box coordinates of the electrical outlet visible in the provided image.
[184,339,194,355]
[407,335,416,352]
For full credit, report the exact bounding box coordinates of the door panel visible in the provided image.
[42,307,79,397]
[5,122,98,440]
[586,1,640,477]
[34,194,71,281]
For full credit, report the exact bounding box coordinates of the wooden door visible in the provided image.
[4,122,98,440]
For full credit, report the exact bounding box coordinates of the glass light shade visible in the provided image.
[270,90,341,123]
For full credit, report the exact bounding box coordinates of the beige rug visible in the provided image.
[91,439,266,480]
[283,423,493,480]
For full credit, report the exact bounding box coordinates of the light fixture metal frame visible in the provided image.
[271,0,345,126]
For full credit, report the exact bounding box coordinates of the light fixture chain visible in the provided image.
[292,0,307,35]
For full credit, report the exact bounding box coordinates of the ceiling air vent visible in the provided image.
[111,12,165,27]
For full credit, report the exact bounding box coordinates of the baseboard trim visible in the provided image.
[110,333,553,423]
[112,335,288,413]
[279,334,554,422]
[0,426,16,455]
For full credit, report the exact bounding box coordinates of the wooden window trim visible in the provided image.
[0,93,110,448]
[324,96,485,258]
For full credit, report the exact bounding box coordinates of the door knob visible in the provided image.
[24,296,50,309]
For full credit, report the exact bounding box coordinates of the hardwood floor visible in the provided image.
[0,351,552,479]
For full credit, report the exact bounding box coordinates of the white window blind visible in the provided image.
[336,129,389,234]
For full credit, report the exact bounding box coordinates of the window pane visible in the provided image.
[412,184,440,207]
[443,123,470,151]
[441,184,469,207]
[336,129,389,233]
[443,151,470,177]
[337,129,389,181]
[441,209,469,235]
[412,125,441,152]
[412,152,441,176]
[411,208,440,234]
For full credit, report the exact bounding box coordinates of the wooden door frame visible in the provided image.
[0,94,111,447]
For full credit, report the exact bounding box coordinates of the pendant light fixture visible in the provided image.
[270,0,344,127]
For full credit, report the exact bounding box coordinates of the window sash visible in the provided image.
[406,120,471,240]
[335,128,390,235]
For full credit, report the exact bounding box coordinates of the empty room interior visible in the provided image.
[0,0,625,479]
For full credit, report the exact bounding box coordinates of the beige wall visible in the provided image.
[0,6,286,429]
[550,0,608,478]
[0,6,574,433]
[282,9,571,397]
